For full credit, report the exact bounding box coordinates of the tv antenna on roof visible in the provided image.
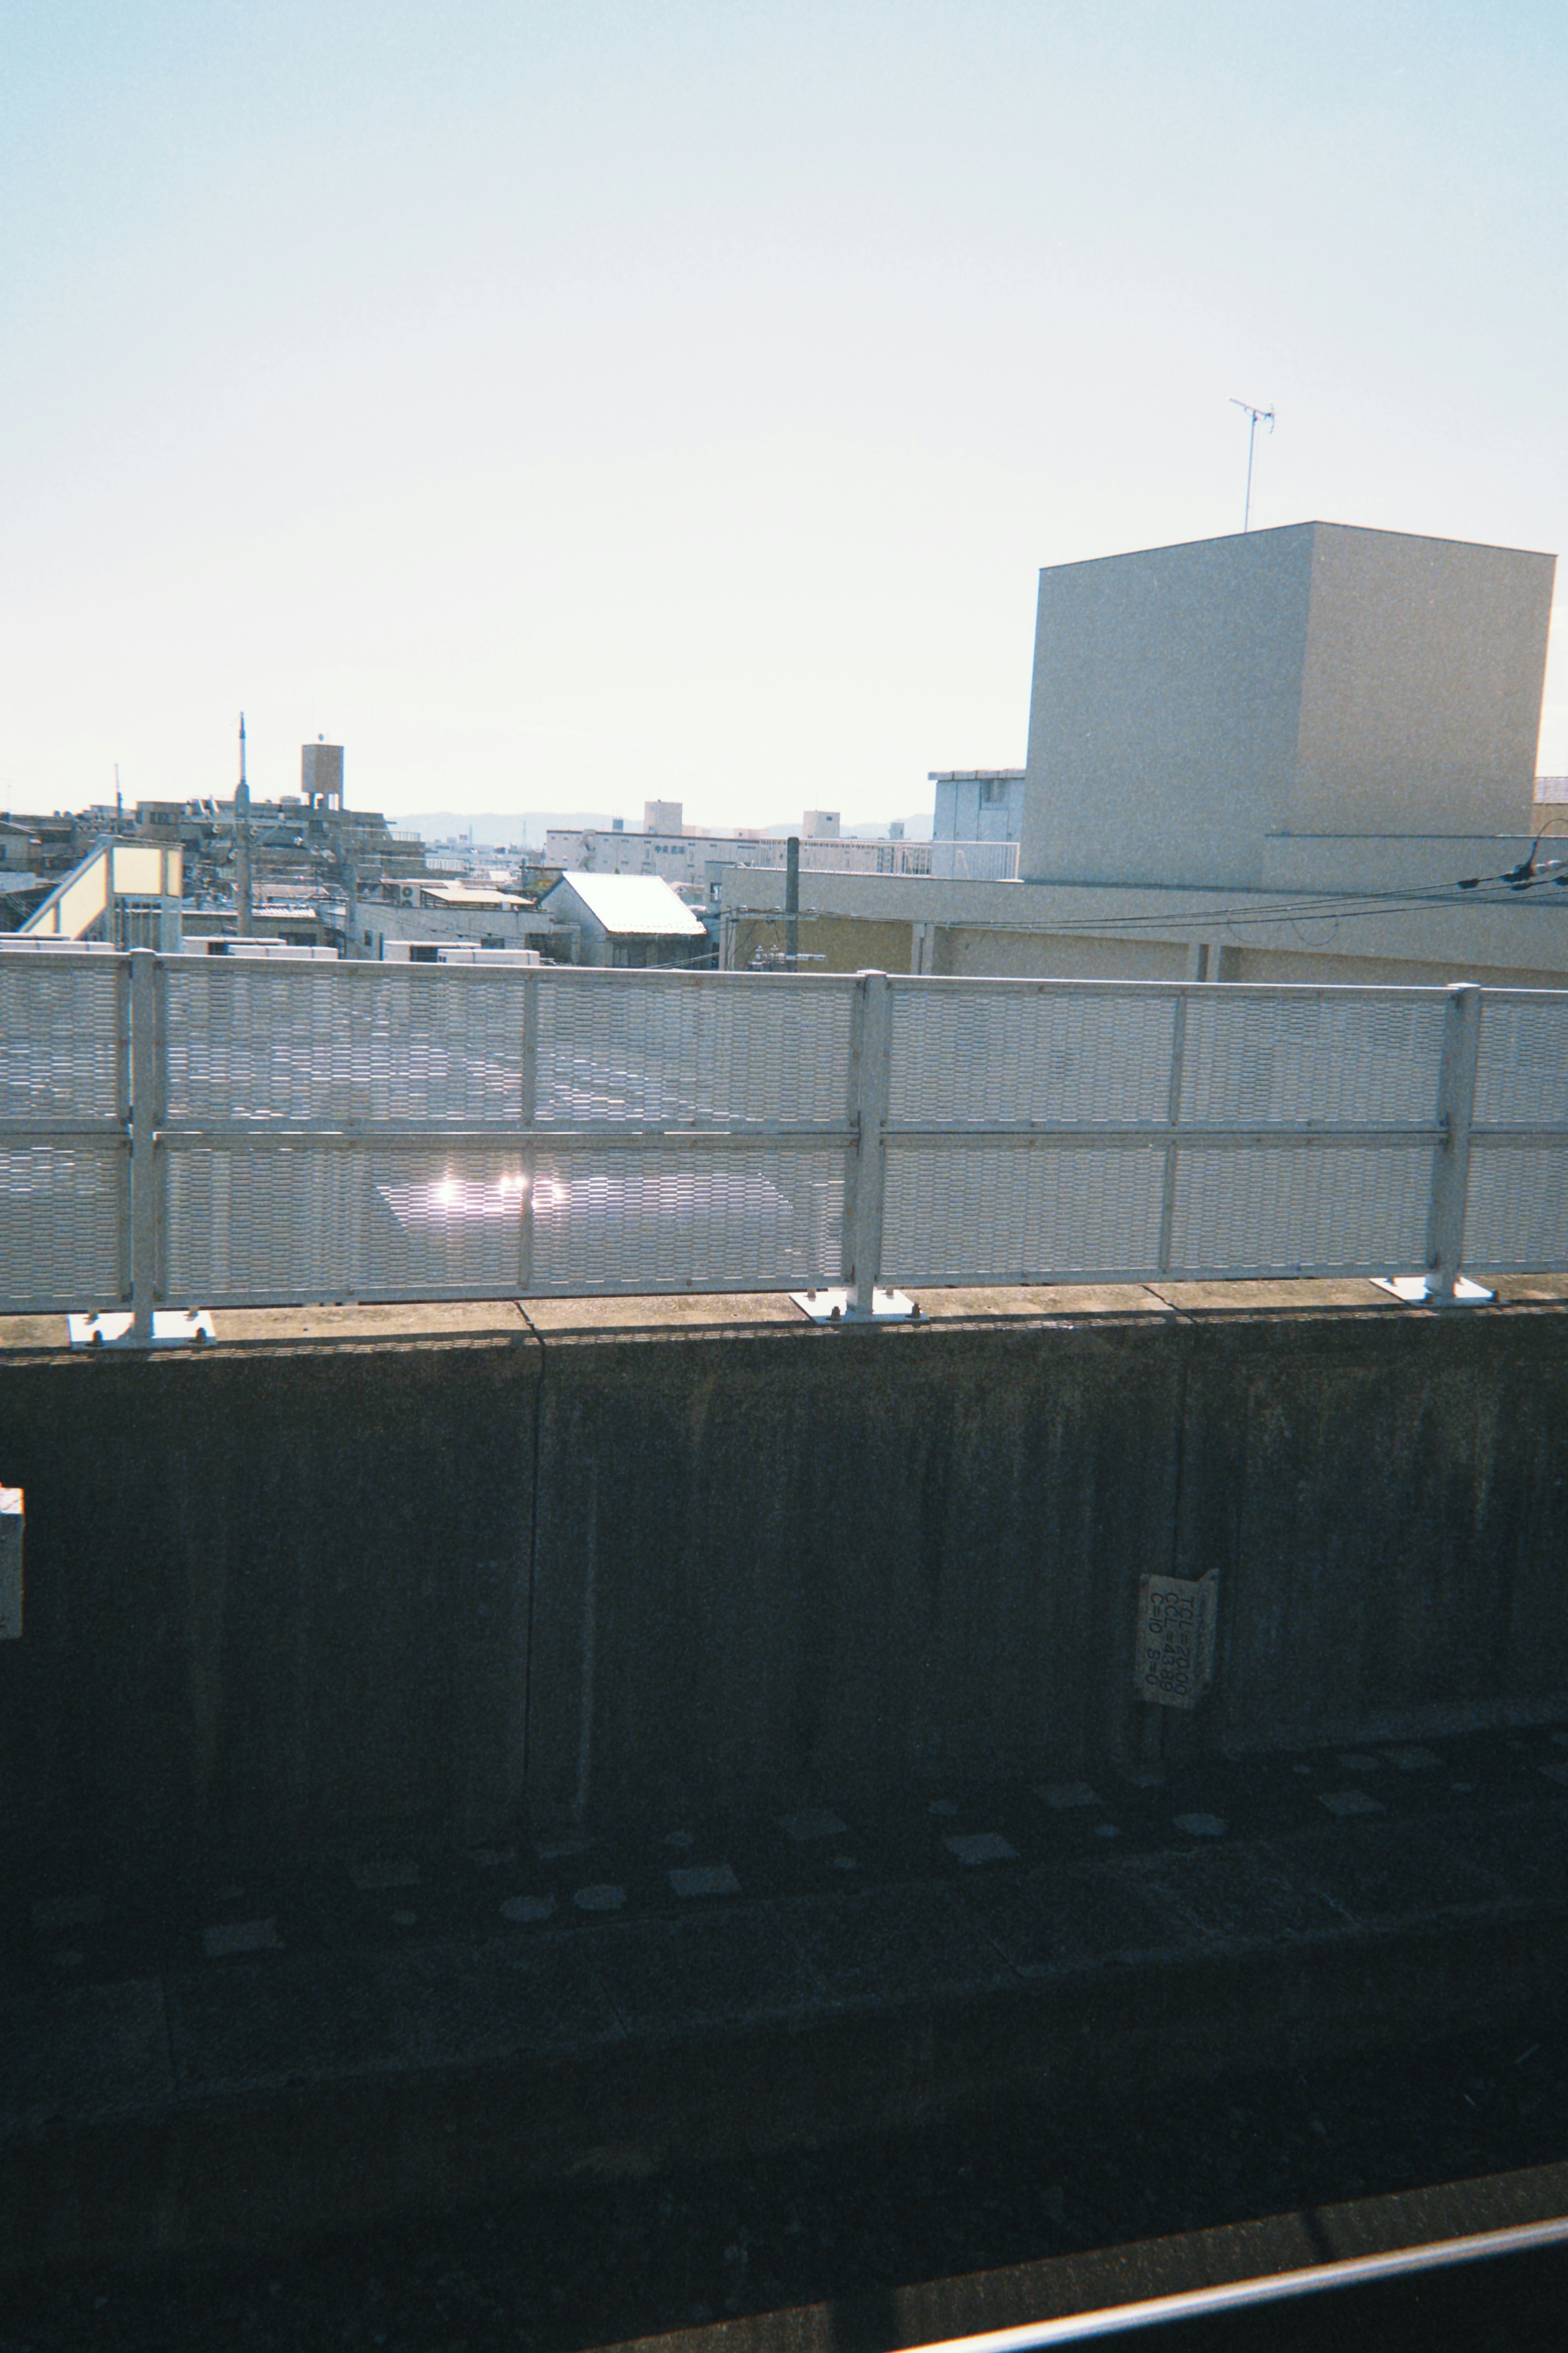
[235,711,253,939]
[1229,399,1275,531]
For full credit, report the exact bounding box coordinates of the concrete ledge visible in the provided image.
[904,1285,1174,1320]
[210,1302,534,1345]
[1492,1271,1568,1303]
[10,1269,1566,1360]
[0,1309,532,1359]
[1147,1278,1396,1312]
[523,1295,811,1332]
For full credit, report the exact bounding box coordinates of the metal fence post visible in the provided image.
[1156,990,1189,1276]
[1426,981,1481,1303]
[129,948,159,1343]
[518,970,539,1296]
[844,970,892,1318]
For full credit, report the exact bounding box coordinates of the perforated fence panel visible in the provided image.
[1464,1147,1568,1270]
[535,973,855,1126]
[165,1147,361,1301]
[0,1144,125,1308]
[527,1149,846,1294]
[1473,995,1568,1129]
[1166,1144,1432,1274]
[1466,992,1568,1269]
[880,980,1453,1286]
[0,954,123,1124]
[163,962,531,1126]
[0,955,125,1309]
[888,984,1177,1128]
[157,964,856,1303]
[882,1144,1166,1285]
[1178,991,1447,1128]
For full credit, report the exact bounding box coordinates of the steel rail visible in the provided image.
[139,1278,850,1311]
[2,1119,1564,1150]
[168,1262,1442,1311]
[880,1263,1433,1289]
[147,1122,858,1151]
[883,1122,1446,1148]
[881,2211,1568,2350]
[0,1120,127,1139]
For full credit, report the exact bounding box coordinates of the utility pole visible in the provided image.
[234,712,253,939]
[1229,399,1275,531]
[333,837,360,958]
[785,835,800,968]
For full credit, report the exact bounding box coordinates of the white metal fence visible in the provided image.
[2,948,1566,1332]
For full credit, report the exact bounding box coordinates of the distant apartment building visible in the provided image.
[143,745,426,919]
[542,802,765,892]
[541,803,1013,896]
[356,877,568,961]
[4,744,437,945]
[931,770,1026,843]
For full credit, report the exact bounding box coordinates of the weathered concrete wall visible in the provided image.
[1194,1313,1568,1752]
[0,1331,538,1867]
[528,1303,1568,1824]
[525,1319,1178,1826]
[2,1295,1566,1867]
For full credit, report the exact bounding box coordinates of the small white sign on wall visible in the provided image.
[1136,1569,1218,1709]
[0,1487,22,1639]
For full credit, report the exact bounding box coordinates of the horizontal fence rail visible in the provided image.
[0,949,1565,1331]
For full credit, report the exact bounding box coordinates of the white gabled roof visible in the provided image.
[547,871,706,937]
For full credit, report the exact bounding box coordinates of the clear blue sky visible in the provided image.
[3,1,1565,826]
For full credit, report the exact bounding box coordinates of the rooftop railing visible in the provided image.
[722,839,1021,880]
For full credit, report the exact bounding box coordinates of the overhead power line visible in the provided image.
[730,875,1568,939]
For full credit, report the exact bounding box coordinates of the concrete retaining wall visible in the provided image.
[0,1333,538,1867]
[2,1296,1566,1867]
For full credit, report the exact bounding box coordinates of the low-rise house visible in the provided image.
[539,871,709,967]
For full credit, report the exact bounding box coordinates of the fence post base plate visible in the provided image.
[1372,1276,1494,1306]
[791,1287,915,1324]
[67,1310,217,1348]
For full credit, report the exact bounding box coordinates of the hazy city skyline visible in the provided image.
[4,1,1566,825]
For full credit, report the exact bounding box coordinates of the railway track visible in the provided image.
[597,2163,1568,2353]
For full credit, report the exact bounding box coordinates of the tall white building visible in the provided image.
[1020,520,1553,892]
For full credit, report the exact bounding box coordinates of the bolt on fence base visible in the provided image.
[68,1309,217,1348]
